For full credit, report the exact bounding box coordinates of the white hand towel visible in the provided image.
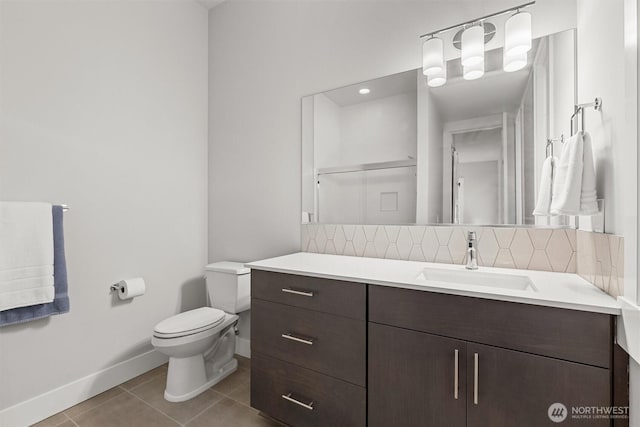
[550,132,584,216]
[0,202,55,311]
[533,156,557,216]
[580,132,599,215]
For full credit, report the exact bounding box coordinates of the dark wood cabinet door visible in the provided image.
[368,323,467,427]
[466,343,611,427]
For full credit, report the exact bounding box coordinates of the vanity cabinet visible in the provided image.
[369,285,616,427]
[251,270,626,427]
[250,270,367,427]
[370,324,611,427]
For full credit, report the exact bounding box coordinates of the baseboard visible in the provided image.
[0,349,168,427]
[235,337,250,358]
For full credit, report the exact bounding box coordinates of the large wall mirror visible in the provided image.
[302,27,577,227]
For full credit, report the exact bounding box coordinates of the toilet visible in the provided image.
[151,262,251,402]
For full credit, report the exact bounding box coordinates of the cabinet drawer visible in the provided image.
[251,299,366,386]
[251,270,366,319]
[251,352,366,427]
[369,285,612,368]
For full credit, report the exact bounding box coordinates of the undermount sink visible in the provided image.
[417,267,537,292]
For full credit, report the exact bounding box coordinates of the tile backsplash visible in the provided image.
[576,230,625,298]
[301,224,577,273]
[301,224,625,298]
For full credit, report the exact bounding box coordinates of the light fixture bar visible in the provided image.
[418,1,535,39]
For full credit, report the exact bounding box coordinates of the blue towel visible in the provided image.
[0,205,69,326]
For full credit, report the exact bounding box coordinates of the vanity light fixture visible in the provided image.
[359,88,370,95]
[463,60,484,80]
[422,36,444,75]
[461,24,485,67]
[503,50,528,72]
[419,1,535,85]
[504,10,532,57]
[427,65,447,87]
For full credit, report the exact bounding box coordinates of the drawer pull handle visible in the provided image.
[473,353,479,405]
[281,333,314,345]
[281,288,314,297]
[282,393,314,410]
[454,349,459,400]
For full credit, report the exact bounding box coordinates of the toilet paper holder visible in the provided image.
[110,283,124,293]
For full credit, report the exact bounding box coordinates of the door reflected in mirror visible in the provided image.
[301,29,576,227]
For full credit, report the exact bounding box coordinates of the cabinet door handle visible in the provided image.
[282,393,314,410]
[473,353,479,405]
[282,288,314,297]
[454,349,459,399]
[281,333,314,345]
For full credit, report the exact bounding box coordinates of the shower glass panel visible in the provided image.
[317,166,416,224]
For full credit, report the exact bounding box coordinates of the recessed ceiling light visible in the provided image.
[359,88,370,95]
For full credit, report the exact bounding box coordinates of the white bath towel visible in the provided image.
[550,132,584,216]
[0,202,55,311]
[533,156,557,216]
[579,132,599,215]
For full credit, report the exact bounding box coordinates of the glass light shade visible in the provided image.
[422,37,444,75]
[461,25,485,67]
[427,65,447,87]
[463,60,484,80]
[504,11,532,57]
[503,50,527,72]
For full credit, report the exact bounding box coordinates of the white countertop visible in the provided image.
[246,252,621,315]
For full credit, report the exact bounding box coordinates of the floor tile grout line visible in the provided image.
[62,412,75,426]
[47,362,252,427]
[60,368,167,421]
[180,391,227,426]
[120,386,185,426]
[123,367,168,393]
[62,388,125,421]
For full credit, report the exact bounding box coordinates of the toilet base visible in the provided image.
[164,357,238,402]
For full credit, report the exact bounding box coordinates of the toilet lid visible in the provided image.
[153,307,226,338]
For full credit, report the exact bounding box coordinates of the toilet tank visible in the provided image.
[205,262,251,314]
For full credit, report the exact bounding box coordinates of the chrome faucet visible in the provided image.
[466,231,478,270]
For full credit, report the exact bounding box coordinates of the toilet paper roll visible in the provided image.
[116,277,146,300]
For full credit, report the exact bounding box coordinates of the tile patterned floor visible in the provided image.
[32,356,281,427]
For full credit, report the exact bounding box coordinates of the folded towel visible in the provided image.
[580,132,599,215]
[550,132,584,216]
[533,156,557,216]
[0,205,69,326]
[0,202,55,311]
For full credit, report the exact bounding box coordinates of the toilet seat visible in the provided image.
[153,307,226,339]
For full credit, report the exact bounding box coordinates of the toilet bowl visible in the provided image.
[151,262,250,402]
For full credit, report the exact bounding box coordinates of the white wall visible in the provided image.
[577,0,639,424]
[207,0,577,263]
[417,73,444,224]
[340,92,417,165]
[313,93,342,168]
[0,0,208,414]
[577,0,626,236]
